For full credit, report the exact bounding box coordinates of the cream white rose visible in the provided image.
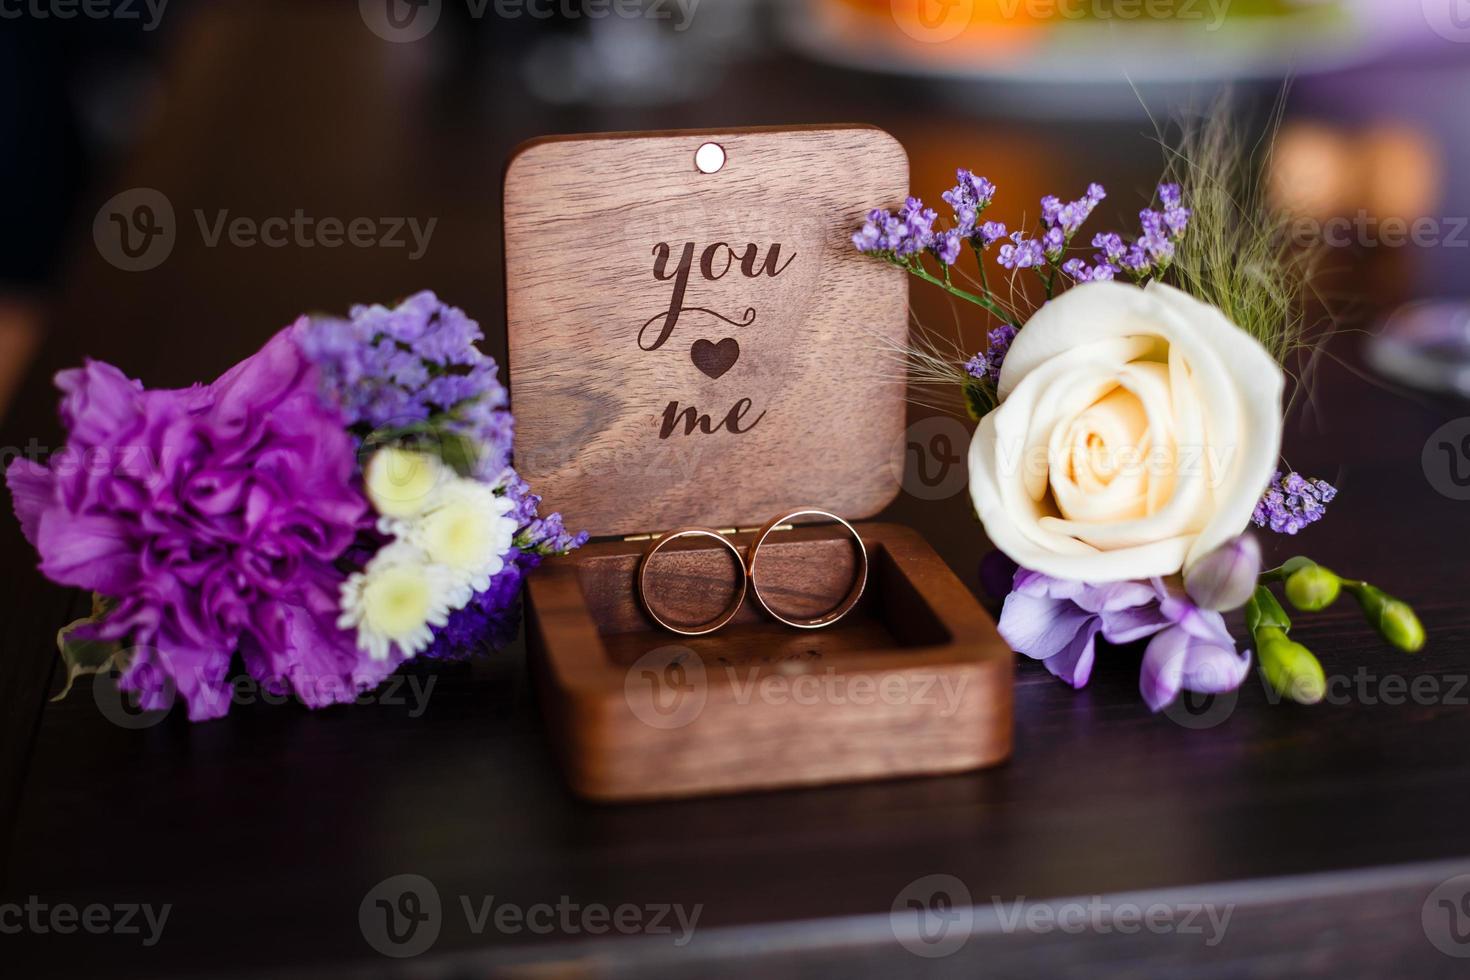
[969,280,1284,583]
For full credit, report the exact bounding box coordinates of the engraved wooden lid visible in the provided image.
[503,125,910,539]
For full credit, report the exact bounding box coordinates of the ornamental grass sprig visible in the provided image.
[1156,96,1315,367]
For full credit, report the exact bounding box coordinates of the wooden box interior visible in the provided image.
[526,523,1013,801]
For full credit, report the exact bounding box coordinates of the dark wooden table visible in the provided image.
[4,6,1470,977]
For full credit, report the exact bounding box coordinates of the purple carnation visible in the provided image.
[6,327,396,720]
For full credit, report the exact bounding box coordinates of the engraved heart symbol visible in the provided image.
[691,338,740,380]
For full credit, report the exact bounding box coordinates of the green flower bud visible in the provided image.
[1349,584,1426,653]
[1284,563,1341,612]
[1256,627,1327,705]
[1245,586,1292,635]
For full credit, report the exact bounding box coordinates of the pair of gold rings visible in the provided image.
[636,509,867,637]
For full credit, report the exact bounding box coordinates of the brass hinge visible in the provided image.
[622,524,793,543]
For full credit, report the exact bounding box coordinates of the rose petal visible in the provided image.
[972,281,1283,583]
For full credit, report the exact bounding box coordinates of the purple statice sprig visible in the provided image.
[852,174,1193,388]
[298,291,515,482]
[1066,184,1192,284]
[962,324,1018,419]
[942,169,997,239]
[1000,183,1107,298]
[1253,471,1337,535]
[853,172,1013,322]
[964,324,1017,387]
[501,469,591,558]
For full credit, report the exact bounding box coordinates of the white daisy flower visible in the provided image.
[338,541,466,662]
[364,447,449,521]
[402,477,519,595]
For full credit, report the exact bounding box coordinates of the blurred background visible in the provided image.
[3,0,1469,560]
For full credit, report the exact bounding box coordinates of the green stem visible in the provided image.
[906,261,1011,321]
[972,242,992,296]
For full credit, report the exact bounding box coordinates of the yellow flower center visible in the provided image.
[361,565,432,638]
[365,448,442,519]
[421,501,496,571]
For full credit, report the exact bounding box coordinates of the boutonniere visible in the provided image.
[7,292,587,720]
[853,117,1423,712]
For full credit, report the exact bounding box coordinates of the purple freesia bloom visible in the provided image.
[998,570,1161,688]
[1139,582,1252,712]
[999,570,1251,712]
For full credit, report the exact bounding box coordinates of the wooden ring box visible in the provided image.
[504,125,1013,801]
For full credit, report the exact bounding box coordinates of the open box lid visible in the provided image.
[503,125,910,539]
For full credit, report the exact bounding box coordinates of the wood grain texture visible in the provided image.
[503,126,911,537]
[7,19,1470,977]
[527,523,1013,801]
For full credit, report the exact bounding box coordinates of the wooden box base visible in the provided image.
[526,523,1013,802]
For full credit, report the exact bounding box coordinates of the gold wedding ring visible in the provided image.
[636,527,748,637]
[744,509,867,630]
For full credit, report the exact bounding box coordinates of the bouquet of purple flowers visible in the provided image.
[7,292,586,720]
[853,142,1425,712]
